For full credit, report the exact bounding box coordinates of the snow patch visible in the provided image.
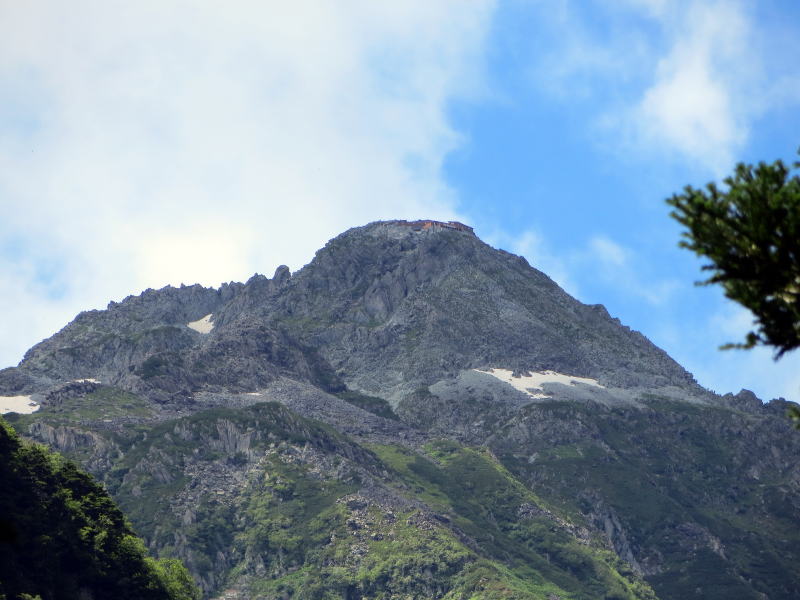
[475,368,604,399]
[188,313,214,334]
[0,395,40,414]
[73,378,101,384]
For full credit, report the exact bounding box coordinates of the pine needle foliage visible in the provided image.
[667,153,800,426]
[667,155,800,357]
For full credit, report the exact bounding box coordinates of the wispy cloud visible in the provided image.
[507,229,577,294]
[493,229,679,308]
[525,2,652,101]
[522,0,798,174]
[628,1,752,173]
[582,235,680,307]
[588,236,627,268]
[0,1,496,366]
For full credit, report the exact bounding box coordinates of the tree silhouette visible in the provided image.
[667,152,800,425]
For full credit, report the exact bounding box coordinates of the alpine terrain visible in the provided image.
[2,220,798,599]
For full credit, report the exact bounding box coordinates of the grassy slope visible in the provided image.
[495,400,800,600]
[7,389,656,599]
[227,438,655,599]
[29,385,796,598]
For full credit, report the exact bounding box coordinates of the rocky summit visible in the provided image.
[2,220,799,599]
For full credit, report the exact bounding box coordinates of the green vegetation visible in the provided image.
[9,379,796,599]
[667,153,800,426]
[369,441,655,600]
[106,403,361,545]
[30,391,653,599]
[137,352,183,380]
[239,463,567,600]
[0,416,199,600]
[498,401,800,600]
[12,387,152,430]
[2,386,153,466]
[667,153,800,356]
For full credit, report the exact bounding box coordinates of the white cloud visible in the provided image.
[588,236,627,268]
[522,0,796,174]
[0,253,79,363]
[630,1,751,173]
[492,229,678,308]
[0,1,496,367]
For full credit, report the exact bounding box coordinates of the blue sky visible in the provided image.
[447,0,800,400]
[1,1,799,402]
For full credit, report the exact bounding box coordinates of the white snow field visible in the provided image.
[475,368,604,398]
[188,313,214,333]
[0,395,40,414]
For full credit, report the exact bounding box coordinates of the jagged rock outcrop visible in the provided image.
[8,222,699,405]
[261,223,700,402]
[3,220,799,600]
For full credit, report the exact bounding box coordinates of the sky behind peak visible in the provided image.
[2,0,799,402]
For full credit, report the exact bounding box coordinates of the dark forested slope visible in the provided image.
[0,416,199,600]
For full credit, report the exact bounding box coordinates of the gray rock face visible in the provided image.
[15,283,239,386]
[8,221,698,404]
[0,367,49,394]
[719,389,763,412]
[5,220,800,600]
[269,223,699,401]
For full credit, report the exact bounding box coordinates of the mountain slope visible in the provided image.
[233,222,700,401]
[8,221,698,403]
[2,220,799,599]
[0,416,199,600]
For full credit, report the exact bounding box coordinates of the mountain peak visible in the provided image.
[285,220,698,401]
[384,218,476,235]
[332,219,479,248]
[4,221,799,600]
[6,220,698,403]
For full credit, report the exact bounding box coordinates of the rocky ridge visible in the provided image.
[2,220,799,599]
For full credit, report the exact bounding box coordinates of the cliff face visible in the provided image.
[2,221,799,600]
[262,222,700,402]
[10,222,697,401]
